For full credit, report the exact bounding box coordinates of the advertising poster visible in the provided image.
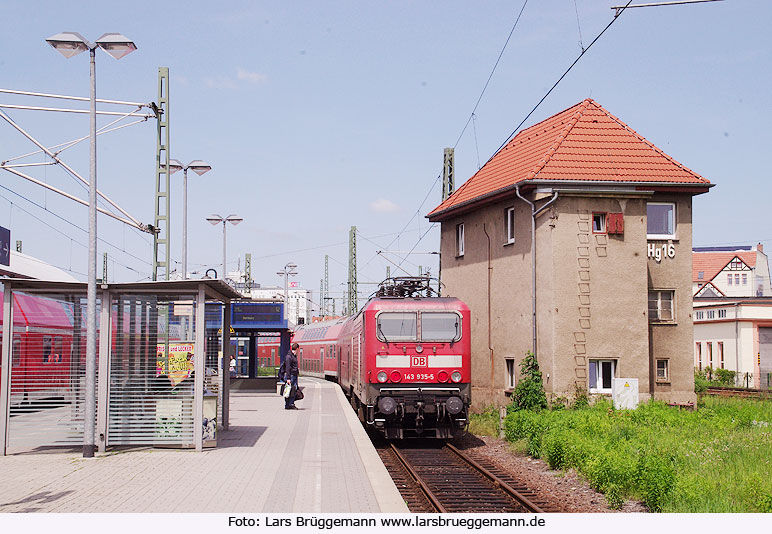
[156,343,195,386]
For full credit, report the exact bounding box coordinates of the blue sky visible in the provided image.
[1,0,769,310]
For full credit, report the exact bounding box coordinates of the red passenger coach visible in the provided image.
[292,317,347,380]
[293,278,471,439]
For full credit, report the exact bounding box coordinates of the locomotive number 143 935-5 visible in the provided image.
[403,373,435,381]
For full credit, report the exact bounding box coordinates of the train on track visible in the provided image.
[289,277,471,439]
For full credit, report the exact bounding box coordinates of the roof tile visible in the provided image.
[428,99,710,218]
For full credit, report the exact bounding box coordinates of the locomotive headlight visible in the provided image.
[446,396,464,415]
[378,396,397,415]
[451,371,462,383]
[377,371,388,383]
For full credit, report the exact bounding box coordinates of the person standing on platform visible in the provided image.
[281,343,300,410]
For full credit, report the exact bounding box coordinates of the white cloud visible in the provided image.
[204,68,268,90]
[237,68,268,84]
[204,76,238,90]
[369,198,400,213]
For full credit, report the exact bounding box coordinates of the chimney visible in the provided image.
[757,243,764,253]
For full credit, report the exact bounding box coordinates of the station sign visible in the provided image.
[289,281,299,288]
[0,226,10,266]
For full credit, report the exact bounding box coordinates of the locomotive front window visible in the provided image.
[421,312,461,342]
[376,312,417,342]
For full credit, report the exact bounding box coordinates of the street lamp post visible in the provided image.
[276,262,298,322]
[206,214,243,281]
[165,159,212,279]
[46,31,136,459]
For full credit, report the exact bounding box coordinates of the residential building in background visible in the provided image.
[428,98,712,408]
[692,244,770,297]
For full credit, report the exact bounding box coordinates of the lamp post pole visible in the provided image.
[206,214,243,281]
[276,262,297,322]
[165,160,211,280]
[46,32,136,458]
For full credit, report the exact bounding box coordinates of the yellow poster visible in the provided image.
[157,343,195,386]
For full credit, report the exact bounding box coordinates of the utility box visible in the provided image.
[612,378,639,410]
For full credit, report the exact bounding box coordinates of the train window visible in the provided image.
[42,335,52,363]
[376,312,417,342]
[420,312,461,342]
[12,336,21,367]
[54,337,63,363]
[320,347,324,361]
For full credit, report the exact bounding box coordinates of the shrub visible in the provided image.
[605,484,624,510]
[543,428,569,469]
[635,454,675,512]
[694,371,709,393]
[510,351,547,412]
[713,368,736,386]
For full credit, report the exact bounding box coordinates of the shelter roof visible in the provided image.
[428,99,710,220]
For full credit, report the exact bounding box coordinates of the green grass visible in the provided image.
[503,397,772,512]
[469,406,501,437]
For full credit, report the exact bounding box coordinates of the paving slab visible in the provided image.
[0,378,407,513]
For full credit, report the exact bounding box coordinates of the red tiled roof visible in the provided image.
[692,251,756,283]
[428,99,710,219]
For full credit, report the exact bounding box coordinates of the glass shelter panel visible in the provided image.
[2,291,101,450]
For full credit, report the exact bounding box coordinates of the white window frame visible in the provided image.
[696,311,704,320]
[506,207,515,244]
[456,223,465,257]
[589,359,616,394]
[707,310,715,319]
[592,212,607,234]
[656,359,670,383]
[648,289,675,323]
[728,274,733,286]
[505,358,515,390]
[646,202,676,240]
[718,309,726,318]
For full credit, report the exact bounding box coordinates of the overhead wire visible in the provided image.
[391,0,635,260]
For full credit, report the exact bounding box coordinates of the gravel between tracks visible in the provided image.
[453,434,647,513]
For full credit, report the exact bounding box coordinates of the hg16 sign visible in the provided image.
[648,242,675,263]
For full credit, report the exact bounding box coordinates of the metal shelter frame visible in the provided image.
[0,278,240,456]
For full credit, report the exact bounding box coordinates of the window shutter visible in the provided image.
[608,212,624,234]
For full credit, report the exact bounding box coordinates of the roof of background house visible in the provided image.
[428,98,711,220]
[692,251,757,283]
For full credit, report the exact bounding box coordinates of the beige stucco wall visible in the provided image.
[439,189,699,410]
[646,194,696,404]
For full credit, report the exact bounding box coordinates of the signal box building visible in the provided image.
[427,99,712,408]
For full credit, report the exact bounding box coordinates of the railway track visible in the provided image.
[377,440,553,513]
[705,386,771,399]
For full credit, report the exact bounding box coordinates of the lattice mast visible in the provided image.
[442,147,455,201]
[348,226,357,315]
[152,67,171,280]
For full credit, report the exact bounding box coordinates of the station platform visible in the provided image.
[0,378,408,513]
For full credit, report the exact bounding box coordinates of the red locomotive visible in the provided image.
[293,278,471,439]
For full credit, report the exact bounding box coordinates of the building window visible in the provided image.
[735,274,740,286]
[707,342,713,368]
[648,290,674,322]
[742,273,748,285]
[718,342,724,369]
[505,358,515,390]
[696,311,704,320]
[718,309,726,318]
[592,213,607,234]
[707,310,715,319]
[727,274,733,286]
[698,271,704,280]
[646,202,675,239]
[696,342,702,370]
[656,359,670,382]
[456,223,465,257]
[589,359,616,393]
[730,258,743,270]
[506,207,515,244]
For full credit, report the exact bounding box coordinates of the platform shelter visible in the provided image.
[0,278,241,455]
